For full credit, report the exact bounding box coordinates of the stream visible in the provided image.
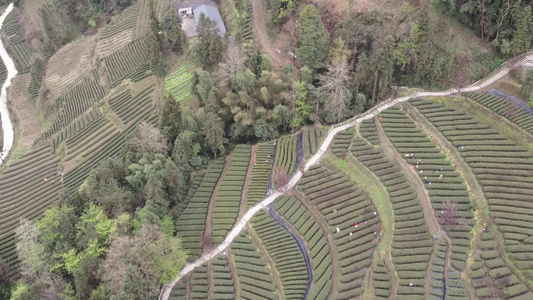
[268,204,312,300]
[487,89,533,114]
[0,3,19,164]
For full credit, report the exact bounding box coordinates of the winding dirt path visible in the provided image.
[401,102,489,223]
[247,224,286,299]
[202,153,233,254]
[250,0,284,67]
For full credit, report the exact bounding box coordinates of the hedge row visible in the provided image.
[44,70,108,138]
[464,92,533,136]
[274,134,297,174]
[410,98,533,275]
[251,210,308,299]
[468,231,533,299]
[302,126,325,159]
[1,9,32,72]
[0,146,61,276]
[99,2,140,39]
[379,107,473,278]
[164,66,194,103]
[190,265,209,299]
[273,196,332,299]
[350,137,433,298]
[63,110,153,191]
[372,259,390,299]
[210,256,234,299]
[359,119,379,145]
[175,159,224,261]
[62,109,107,155]
[298,165,380,298]
[246,142,275,208]
[231,232,278,300]
[331,129,353,158]
[111,86,154,124]
[212,145,251,243]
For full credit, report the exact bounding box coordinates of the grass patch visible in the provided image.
[322,153,393,253]
[5,146,28,166]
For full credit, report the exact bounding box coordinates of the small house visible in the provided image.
[174,0,227,38]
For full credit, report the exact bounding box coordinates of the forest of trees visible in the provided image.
[4,123,190,300]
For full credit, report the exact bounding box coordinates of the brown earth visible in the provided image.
[247,224,286,299]
[18,1,47,50]
[225,250,241,299]
[237,145,256,219]
[202,153,233,254]
[8,74,41,146]
[43,35,98,98]
[250,0,284,67]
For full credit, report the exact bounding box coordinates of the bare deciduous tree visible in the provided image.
[217,45,247,86]
[273,167,291,193]
[438,200,466,229]
[128,122,168,158]
[318,56,352,123]
[98,236,132,294]
[15,220,48,282]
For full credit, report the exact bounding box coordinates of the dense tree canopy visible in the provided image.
[195,13,225,69]
[296,5,329,72]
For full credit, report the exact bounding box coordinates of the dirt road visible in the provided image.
[250,0,284,67]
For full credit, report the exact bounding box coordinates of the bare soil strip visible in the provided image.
[375,115,442,237]
[383,252,398,299]
[237,145,256,219]
[225,250,241,299]
[207,261,214,300]
[425,240,440,299]
[250,0,284,67]
[202,153,233,254]
[247,224,286,299]
[293,191,339,299]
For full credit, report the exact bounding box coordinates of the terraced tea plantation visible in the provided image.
[0,0,165,275]
[2,3,533,296]
[168,88,533,299]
